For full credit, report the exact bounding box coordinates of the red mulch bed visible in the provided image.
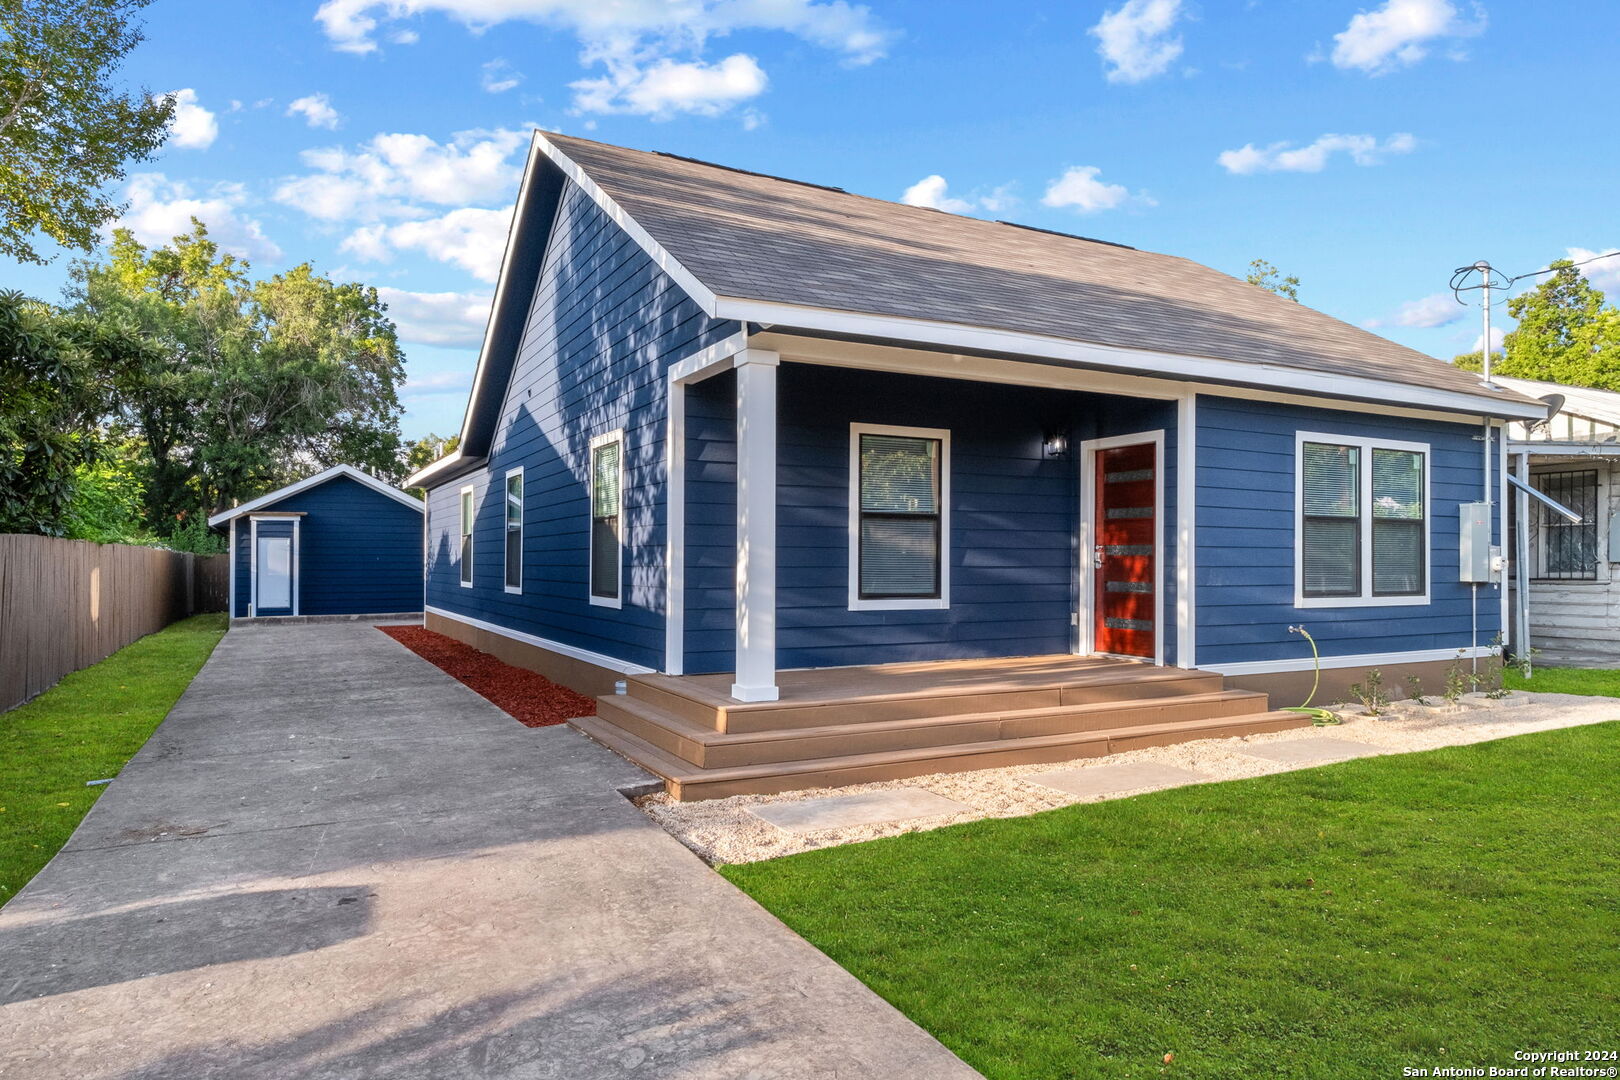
[379,625,597,727]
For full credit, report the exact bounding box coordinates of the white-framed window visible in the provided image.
[848,423,951,611]
[504,467,523,594]
[589,430,624,608]
[459,485,475,587]
[1295,430,1429,608]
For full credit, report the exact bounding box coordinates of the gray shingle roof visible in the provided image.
[545,132,1537,411]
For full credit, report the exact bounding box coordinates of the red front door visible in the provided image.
[1093,442,1157,659]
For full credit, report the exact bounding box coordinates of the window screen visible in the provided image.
[591,439,622,600]
[459,487,473,585]
[1371,448,1425,596]
[1534,470,1598,580]
[504,472,522,591]
[1301,442,1360,598]
[858,433,941,599]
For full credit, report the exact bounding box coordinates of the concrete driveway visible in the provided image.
[0,622,980,1080]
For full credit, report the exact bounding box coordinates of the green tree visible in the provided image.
[405,432,459,475]
[1454,260,1620,387]
[1245,258,1300,302]
[0,289,108,533]
[0,0,173,264]
[73,220,407,519]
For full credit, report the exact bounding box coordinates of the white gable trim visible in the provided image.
[208,464,422,526]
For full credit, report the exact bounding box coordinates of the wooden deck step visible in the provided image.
[596,689,1273,769]
[570,709,1312,802]
[626,665,1227,733]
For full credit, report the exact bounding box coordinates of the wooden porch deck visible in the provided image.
[571,654,1309,801]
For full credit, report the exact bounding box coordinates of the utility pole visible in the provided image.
[1476,259,1493,387]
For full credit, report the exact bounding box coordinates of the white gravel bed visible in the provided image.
[637,690,1620,866]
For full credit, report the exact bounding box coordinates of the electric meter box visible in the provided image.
[1459,502,1492,582]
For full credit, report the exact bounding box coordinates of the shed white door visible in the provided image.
[256,536,293,611]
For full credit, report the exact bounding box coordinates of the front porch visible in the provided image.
[571,653,1306,801]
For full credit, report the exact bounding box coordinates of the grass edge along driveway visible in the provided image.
[1,613,227,906]
[723,723,1620,1080]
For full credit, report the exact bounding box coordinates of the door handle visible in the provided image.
[1093,545,1104,569]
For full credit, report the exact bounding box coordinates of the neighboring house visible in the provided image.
[209,465,424,621]
[406,132,1546,799]
[1499,375,1620,666]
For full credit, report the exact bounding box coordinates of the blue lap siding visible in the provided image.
[1194,396,1500,665]
[423,180,737,669]
[229,473,423,617]
[683,364,1180,673]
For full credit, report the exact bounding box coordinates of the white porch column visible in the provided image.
[732,348,780,702]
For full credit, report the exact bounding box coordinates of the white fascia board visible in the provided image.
[534,133,720,318]
[724,297,1547,421]
[426,605,654,676]
[405,450,489,490]
[209,464,422,526]
[1506,441,1620,457]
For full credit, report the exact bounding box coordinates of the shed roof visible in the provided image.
[1494,375,1620,428]
[207,464,422,526]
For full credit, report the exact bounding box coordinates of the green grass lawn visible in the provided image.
[1507,665,1620,696]
[0,614,226,906]
[724,725,1620,1080]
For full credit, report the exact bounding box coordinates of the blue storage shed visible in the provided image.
[208,465,424,620]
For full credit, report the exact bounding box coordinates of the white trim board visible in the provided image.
[209,464,422,525]
[1175,392,1197,669]
[426,606,655,676]
[1078,429,1166,666]
[848,422,953,612]
[1204,645,1496,678]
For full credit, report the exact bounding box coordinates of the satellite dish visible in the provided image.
[1540,393,1566,424]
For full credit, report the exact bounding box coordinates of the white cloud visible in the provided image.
[115,173,281,261]
[481,58,524,93]
[1218,132,1416,174]
[378,287,493,347]
[1041,166,1151,213]
[166,88,218,149]
[1388,292,1464,328]
[571,53,766,118]
[1089,0,1184,84]
[1329,0,1483,75]
[287,93,342,129]
[401,369,474,399]
[313,0,889,117]
[274,127,530,222]
[1471,325,1505,355]
[902,175,975,214]
[1566,247,1620,294]
[343,206,513,282]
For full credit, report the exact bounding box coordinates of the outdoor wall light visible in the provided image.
[1042,432,1070,459]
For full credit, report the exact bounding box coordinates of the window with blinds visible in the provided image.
[1533,470,1597,580]
[1299,435,1427,603]
[590,436,622,602]
[459,486,474,586]
[1302,442,1360,597]
[504,470,523,593]
[858,432,942,599]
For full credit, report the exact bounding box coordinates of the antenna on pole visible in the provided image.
[1449,260,1512,389]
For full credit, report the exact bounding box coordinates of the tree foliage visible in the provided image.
[71,221,407,522]
[405,432,460,475]
[0,0,173,263]
[1453,260,1620,388]
[1245,258,1300,302]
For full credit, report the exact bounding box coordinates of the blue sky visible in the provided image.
[7,0,1617,440]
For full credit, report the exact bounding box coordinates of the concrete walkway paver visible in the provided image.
[1235,736,1383,765]
[0,623,980,1080]
[746,788,971,834]
[1024,761,1208,799]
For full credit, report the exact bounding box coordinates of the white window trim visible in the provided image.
[848,422,952,612]
[1294,429,1431,609]
[504,466,524,595]
[248,513,300,617]
[589,428,625,609]
[459,484,475,588]
[1078,429,1166,666]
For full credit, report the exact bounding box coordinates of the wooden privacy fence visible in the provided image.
[0,535,228,712]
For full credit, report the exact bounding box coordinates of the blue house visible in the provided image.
[407,133,1545,799]
[210,465,424,621]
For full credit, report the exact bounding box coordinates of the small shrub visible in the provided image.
[1346,668,1390,716]
[1404,674,1430,706]
[1444,651,1479,704]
